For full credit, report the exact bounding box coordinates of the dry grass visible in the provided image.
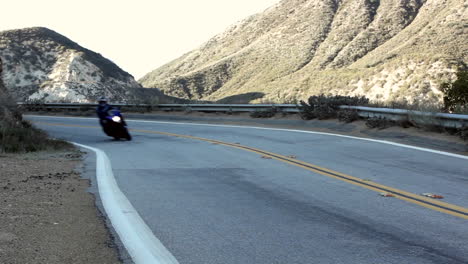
[0,115,73,153]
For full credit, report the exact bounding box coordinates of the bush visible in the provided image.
[0,118,73,153]
[250,107,277,118]
[299,94,369,120]
[1,95,73,153]
[365,117,394,129]
[0,120,73,153]
[459,125,468,141]
[337,109,360,123]
[441,70,468,113]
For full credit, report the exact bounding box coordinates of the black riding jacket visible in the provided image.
[96,103,111,120]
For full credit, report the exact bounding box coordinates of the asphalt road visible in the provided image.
[28,115,468,264]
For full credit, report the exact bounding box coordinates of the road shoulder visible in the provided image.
[0,150,121,264]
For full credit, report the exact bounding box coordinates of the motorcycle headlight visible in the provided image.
[112,116,121,123]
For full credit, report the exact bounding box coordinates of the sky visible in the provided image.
[1,0,280,79]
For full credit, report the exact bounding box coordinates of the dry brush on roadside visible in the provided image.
[297,94,468,141]
[0,58,72,153]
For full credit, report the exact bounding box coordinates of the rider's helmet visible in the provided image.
[98,96,108,104]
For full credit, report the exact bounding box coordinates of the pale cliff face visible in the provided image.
[140,0,467,104]
[0,27,143,103]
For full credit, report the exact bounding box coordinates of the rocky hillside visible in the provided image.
[140,0,467,104]
[0,58,7,97]
[0,27,146,103]
[0,58,13,109]
[0,58,20,124]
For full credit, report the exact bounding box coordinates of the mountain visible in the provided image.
[0,27,147,103]
[140,0,467,104]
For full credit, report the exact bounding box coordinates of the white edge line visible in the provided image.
[28,115,468,161]
[72,142,179,264]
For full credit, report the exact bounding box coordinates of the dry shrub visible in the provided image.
[250,107,277,118]
[299,94,369,120]
[0,121,73,153]
[0,87,72,153]
[459,125,468,141]
[337,109,360,123]
[365,117,395,129]
[441,70,468,113]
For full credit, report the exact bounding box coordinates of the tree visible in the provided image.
[441,70,468,112]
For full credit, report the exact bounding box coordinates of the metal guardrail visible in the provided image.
[17,103,301,113]
[156,104,301,113]
[18,103,467,128]
[340,106,468,128]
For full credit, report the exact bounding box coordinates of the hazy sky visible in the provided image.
[1,0,279,79]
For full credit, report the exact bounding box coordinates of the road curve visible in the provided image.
[28,115,468,264]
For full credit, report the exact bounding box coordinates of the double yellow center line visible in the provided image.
[37,121,468,219]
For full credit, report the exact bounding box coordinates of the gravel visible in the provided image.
[0,150,120,264]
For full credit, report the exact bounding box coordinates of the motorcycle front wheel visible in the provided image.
[125,132,132,141]
[123,128,132,141]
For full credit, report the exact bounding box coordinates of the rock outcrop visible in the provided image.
[0,27,145,103]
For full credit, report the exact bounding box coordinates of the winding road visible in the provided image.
[28,115,468,264]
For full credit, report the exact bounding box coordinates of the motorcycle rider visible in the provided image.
[96,96,111,124]
[96,97,131,140]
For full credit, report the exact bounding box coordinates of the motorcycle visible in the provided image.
[101,108,132,141]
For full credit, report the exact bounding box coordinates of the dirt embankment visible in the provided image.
[0,150,120,264]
